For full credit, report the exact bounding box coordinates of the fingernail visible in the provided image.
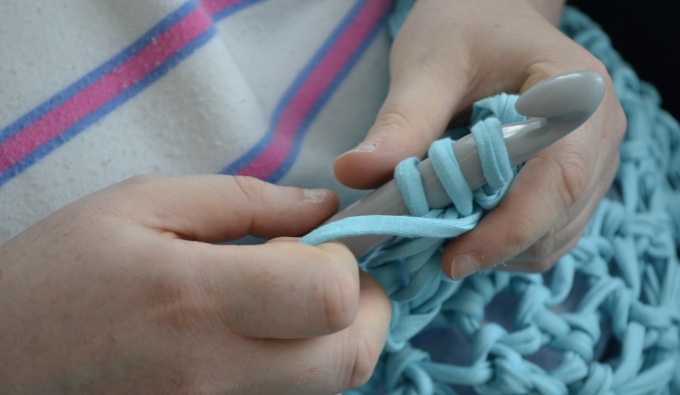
[304,188,331,203]
[450,254,481,280]
[347,133,389,154]
[352,141,378,153]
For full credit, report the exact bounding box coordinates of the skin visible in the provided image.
[0,0,627,392]
[335,0,626,279]
[0,175,390,394]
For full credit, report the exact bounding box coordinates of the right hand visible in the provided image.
[0,175,391,395]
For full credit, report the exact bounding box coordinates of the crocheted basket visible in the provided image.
[303,5,680,395]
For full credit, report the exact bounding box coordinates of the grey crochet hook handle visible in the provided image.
[325,70,606,257]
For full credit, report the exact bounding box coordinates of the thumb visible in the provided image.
[334,7,472,189]
[89,174,339,242]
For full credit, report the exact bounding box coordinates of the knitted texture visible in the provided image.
[302,6,680,395]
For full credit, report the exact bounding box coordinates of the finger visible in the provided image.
[246,272,391,395]
[501,227,583,274]
[90,174,338,242]
[200,240,361,339]
[334,1,474,189]
[500,214,586,273]
[502,139,618,271]
[438,39,623,279]
[334,0,595,191]
[509,152,617,268]
[498,206,591,273]
[333,0,582,190]
[441,133,596,279]
[442,67,622,279]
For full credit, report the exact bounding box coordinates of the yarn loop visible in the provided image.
[302,5,680,394]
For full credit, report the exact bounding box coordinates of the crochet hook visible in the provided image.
[324,70,606,258]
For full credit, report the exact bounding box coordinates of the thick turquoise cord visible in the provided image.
[301,5,680,394]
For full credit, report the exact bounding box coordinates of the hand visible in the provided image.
[0,175,391,394]
[334,0,626,278]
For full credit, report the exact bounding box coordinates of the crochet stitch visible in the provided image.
[302,5,680,395]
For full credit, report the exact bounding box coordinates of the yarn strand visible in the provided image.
[302,5,680,394]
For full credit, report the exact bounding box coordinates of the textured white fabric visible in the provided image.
[0,0,391,243]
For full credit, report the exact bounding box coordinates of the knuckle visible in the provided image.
[554,156,590,209]
[83,174,168,218]
[347,333,381,389]
[524,229,557,262]
[584,57,607,77]
[117,174,170,205]
[122,174,164,191]
[230,175,267,203]
[530,155,589,212]
[320,261,359,332]
[523,258,555,273]
[582,57,628,140]
[608,102,628,146]
[147,261,207,333]
[373,108,431,149]
[502,214,538,258]
[520,234,579,273]
[374,108,414,133]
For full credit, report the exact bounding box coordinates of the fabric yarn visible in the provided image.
[302,5,680,395]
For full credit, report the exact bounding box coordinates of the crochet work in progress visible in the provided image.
[301,5,680,395]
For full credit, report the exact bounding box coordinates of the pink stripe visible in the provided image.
[0,8,212,173]
[200,0,243,15]
[236,0,391,179]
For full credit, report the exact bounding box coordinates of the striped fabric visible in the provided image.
[1,0,263,186]
[223,0,391,182]
[0,0,391,185]
[0,0,392,242]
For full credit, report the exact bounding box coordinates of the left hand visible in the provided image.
[334,0,626,278]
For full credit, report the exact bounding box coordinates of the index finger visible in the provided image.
[441,129,596,279]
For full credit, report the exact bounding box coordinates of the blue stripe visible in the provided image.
[0,27,217,188]
[266,2,392,183]
[211,0,267,22]
[220,0,370,176]
[1,0,268,186]
[0,0,199,145]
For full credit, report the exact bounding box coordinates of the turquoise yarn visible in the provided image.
[302,5,680,395]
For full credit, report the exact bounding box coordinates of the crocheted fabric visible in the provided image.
[302,5,680,395]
